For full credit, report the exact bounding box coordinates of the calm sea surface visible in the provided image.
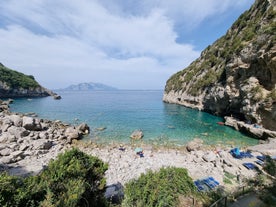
[9,90,258,146]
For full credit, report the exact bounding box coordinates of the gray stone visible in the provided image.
[0,148,12,156]
[77,123,90,135]
[203,151,217,162]
[32,139,53,150]
[65,127,80,143]
[10,143,19,151]
[130,130,144,140]
[0,156,13,164]
[9,114,23,127]
[19,144,29,151]
[22,116,34,130]
[11,151,24,159]
[186,138,203,152]
[39,132,49,140]
[0,133,9,143]
[22,117,42,131]
[8,126,30,139]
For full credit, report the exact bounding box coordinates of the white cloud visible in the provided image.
[0,0,254,89]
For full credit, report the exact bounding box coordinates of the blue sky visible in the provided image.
[0,0,254,90]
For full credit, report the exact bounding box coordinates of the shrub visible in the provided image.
[0,148,108,207]
[122,167,197,207]
[0,64,40,89]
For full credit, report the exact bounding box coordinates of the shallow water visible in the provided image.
[9,90,258,146]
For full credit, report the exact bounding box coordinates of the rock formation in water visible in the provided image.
[164,0,276,131]
[0,63,58,98]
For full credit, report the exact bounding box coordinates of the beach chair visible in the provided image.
[243,162,257,170]
[194,180,209,192]
[230,148,241,158]
[257,155,266,161]
[202,178,217,190]
[208,177,220,186]
[230,148,253,159]
[240,151,253,158]
[255,160,264,166]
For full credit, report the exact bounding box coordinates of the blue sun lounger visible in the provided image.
[194,180,208,192]
[230,148,253,159]
[203,177,220,189]
[208,177,220,186]
[257,155,266,161]
[243,162,257,170]
[255,160,264,166]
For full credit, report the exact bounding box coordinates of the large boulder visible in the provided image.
[22,117,42,131]
[65,127,81,143]
[8,126,30,139]
[32,139,53,150]
[9,114,23,127]
[130,130,144,140]
[77,123,90,135]
[202,151,217,162]
[186,138,203,152]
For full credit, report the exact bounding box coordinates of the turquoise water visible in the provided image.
[9,90,258,146]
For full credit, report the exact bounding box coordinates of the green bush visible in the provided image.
[0,148,108,207]
[122,167,197,207]
[0,64,40,89]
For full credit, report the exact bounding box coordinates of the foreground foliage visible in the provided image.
[261,156,276,206]
[122,167,200,207]
[0,148,108,207]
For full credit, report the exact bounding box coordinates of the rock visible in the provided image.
[22,117,42,131]
[0,148,12,156]
[186,138,203,152]
[0,133,9,143]
[33,140,53,150]
[77,123,90,135]
[39,132,49,140]
[130,130,144,140]
[11,151,24,159]
[19,144,29,151]
[53,94,62,100]
[96,127,107,131]
[65,127,80,143]
[9,126,30,138]
[202,151,217,162]
[0,156,13,164]
[9,114,23,127]
[10,143,19,151]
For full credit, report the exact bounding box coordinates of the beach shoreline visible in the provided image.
[1,99,276,192]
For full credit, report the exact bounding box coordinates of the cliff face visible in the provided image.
[163,0,276,131]
[0,63,52,98]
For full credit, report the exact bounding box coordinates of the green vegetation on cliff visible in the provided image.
[165,0,276,95]
[0,63,40,89]
[164,0,276,130]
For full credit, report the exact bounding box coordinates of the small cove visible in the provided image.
[9,90,258,146]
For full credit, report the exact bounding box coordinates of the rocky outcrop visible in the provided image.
[225,116,276,139]
[163,0,276,132]
[0,100,90,175]
[0,63,59,98]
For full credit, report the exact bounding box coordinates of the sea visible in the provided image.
[9,90,258,146]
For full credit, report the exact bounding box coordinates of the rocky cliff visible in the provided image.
[164,0,276,131]
[0,63,54,98]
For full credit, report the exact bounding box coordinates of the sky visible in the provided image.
[0,0,254,90]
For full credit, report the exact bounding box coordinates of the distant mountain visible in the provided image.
[60,82,118,91]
